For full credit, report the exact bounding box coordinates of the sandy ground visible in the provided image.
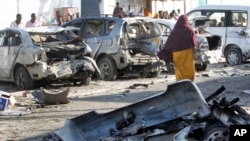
[0,62,250,141]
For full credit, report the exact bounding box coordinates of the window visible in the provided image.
[106,20,115,35]
[158,23,172,36]
[82,20,103,37]
[64,21,82,35]
[230,11,247,27]
[8,31,21,46]
[187,11,203,21]
[0,32,6,46]
[205,11,226,27]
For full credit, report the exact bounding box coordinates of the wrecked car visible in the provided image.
[152,19,221,73]
[187,5,250,65]
[0,27,100,90]
[61,16,164,81]
[54,79,250,141]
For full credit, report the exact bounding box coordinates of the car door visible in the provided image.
[225,11,249,54]
[0,30,22,79]
[81,19,105,58]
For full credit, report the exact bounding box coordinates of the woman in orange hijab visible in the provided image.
[158,15,197,81]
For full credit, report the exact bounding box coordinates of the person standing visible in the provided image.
[113,2,121,17]
[10,13,24,28]
[125,5,134,17]
[177,9,181,16]
[157,15,197,81]
[171,10,179,20]
[163,10,169,19]
[26,13,41,27]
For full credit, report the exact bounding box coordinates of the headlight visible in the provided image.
[84,44,92,55]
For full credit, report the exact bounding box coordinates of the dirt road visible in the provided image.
[0,63,250,141]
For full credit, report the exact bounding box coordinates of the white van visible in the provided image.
[187,5,250,65]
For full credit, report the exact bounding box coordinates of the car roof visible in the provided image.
[64,16,124,22]
[153,19,176,28]
[25,26,65,34]
[0,27,34,47]
[0,27,30,37]
[62,16,153,26]
[189,5,250,12]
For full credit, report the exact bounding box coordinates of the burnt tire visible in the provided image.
[203,124,230,141]
[14,66,34,90]
[97,57,117,81]
[166,62,175,74]
[195,63,207,72]
[225,48,242,66]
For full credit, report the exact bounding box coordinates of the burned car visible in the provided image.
[54,79,250,141]
[0,27,100,90]
[62,16,164,81]
[152,19,221,73]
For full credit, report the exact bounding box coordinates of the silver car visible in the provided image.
[62,17,163,81]
[0,27,99,90]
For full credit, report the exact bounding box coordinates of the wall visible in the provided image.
[0,0,81,29]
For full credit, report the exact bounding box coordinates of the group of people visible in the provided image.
[10,13,41,28]
[154,9,180,20]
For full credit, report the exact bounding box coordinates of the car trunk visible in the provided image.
[125,20,160,56]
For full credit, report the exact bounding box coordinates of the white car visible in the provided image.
[0,27,99,90]
[187,5,250,65]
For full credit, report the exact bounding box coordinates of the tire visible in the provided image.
[81,76,91,85]
[225,48,243,66]
[195,63,207,72]
[166,62,175,74]
[97,57,117,81]
[203,124,230,141]
[14,66,34,90]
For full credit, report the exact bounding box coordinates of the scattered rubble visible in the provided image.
[54,80,250,141]
[31,87,70,105]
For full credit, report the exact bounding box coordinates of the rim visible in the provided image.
[205,127,229,141]
[99,62,110,76]
[227,51,239,65]
[16,71,25,89]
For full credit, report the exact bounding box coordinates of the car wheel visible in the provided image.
[97,57,117,81]
[81,76,91,85]
[225,48,242,65]
[203,124,229,141]
[14,66,34,90]
[166,62,175,74]
[195,63,207,72]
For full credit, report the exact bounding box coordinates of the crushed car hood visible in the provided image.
[27,26,89,60]
[54,79,211,141]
